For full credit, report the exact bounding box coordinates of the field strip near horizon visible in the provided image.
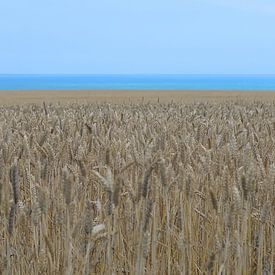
[1,89,275,104]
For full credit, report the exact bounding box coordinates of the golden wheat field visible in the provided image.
[0,91,275,274]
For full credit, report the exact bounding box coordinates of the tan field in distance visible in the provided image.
[1,89,275,104]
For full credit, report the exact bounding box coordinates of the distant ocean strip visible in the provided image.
[1,75,275,90]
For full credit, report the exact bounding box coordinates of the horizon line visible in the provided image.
[1,73,275,76]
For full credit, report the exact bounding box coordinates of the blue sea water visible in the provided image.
[0,74,275,90]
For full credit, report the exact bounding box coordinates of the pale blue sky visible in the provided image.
[0,0,275,74]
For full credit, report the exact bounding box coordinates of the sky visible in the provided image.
[0,0,275,74]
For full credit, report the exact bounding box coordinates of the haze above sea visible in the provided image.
[1,75,275,90]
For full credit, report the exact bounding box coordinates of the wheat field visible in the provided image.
[0,94,274,274]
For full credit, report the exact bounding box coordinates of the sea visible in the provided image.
[0,74,275,90]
